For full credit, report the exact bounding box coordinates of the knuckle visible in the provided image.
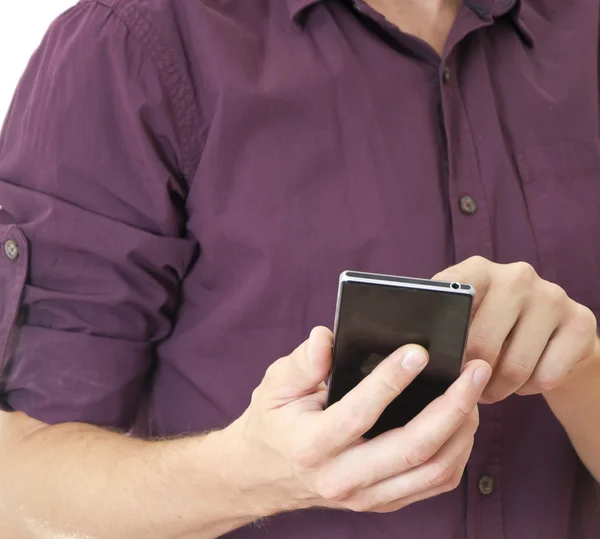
[450,395,474,422]
[374,368,407,396]
[263,359,284,384]
[544,283,567,308]
[466,255,488,268]
[289,439,322,470]
[532,372,561,392]
[508,262,537,286]
[498,360,532,387]
[568,310,598,361]
[335,408,368,440]
[468,334,501,364]
[404,439,438,468]
[427,461,455,488]
[573,304,598,337]
[448,470,464,491]
[581,337,598,361]
[315,475,354,503]
[250,386,264,404]
[345,494,378,513]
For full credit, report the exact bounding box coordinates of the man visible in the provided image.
[0,0,598,537]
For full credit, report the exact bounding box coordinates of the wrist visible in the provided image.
[209,415,306,520]
[543,343,600,405]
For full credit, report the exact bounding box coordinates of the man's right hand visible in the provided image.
[226,326,492,516]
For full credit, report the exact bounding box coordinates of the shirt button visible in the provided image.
[4,240,19,260]
[478,475,495,495]
[459,195,478,215]
[443,67,451,83]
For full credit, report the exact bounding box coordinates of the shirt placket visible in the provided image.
[332,3,510,536]
[466,405,507,539]
[440,13,506,539]
[439,53,494,263]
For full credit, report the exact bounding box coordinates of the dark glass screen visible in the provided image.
[326,280,472,438]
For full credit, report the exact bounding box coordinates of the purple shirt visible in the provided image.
[1,0,599,536]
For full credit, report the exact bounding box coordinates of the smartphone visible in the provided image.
[326,270,475,439]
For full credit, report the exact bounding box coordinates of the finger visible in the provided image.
[315,345,429,456]
[518,304,598,394]
[465,278,527,368]
[262,327,333,399]
[368,479,458,513]
[325,360,489,489]
[433,255,492,313]
[482,289,562,403]
[340,410,476,512]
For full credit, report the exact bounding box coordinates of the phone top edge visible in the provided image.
[340,270,475,296]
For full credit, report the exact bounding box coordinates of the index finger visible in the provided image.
[433,256,492,314]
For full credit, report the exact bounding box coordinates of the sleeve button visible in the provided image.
[4,240,19,260]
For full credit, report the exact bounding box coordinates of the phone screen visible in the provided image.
[326,278,473,438]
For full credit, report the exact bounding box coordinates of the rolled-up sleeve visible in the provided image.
[0,1,199,430]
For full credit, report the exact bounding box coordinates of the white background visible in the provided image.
[0,1,76,124]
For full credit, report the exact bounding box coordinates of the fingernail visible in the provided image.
[473,366,491,389]
[401,348,428,372]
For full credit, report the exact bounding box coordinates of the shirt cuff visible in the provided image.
[0,225,151,430]
[1,325,151,431]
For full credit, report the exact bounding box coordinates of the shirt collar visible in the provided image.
[286,0,322,24]
[287,0,524,20]
[465,0,534,47]
[286,0,534,47]
[288,0,534,47]
[464,0,517,18]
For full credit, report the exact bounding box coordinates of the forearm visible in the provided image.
[544,350,600,483]
[0,412,271,539]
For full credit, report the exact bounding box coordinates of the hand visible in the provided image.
[435,256,600,403]
[227,327,491,515]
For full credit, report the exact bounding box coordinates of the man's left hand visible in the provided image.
[435,256,600,403]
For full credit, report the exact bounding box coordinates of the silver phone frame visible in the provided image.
[331,270,476,340]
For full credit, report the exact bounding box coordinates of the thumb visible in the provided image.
[263,326,333,398]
